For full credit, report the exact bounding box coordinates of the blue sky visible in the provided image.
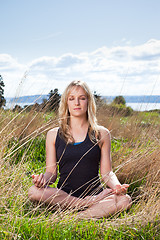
[1,0,160,97]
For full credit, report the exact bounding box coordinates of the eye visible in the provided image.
[80,96,87,100]
[68,96,74,101]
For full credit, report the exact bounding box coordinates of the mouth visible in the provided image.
[74,108,81,110]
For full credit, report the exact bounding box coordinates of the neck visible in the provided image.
[69,116,89,142]
[70,116,88,130]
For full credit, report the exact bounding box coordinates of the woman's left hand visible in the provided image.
[113,184,129,195]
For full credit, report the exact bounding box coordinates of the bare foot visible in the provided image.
[84,188,113,206]
[96,188,113,201]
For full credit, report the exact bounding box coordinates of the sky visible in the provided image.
[0,0,160,97]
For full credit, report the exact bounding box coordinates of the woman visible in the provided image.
[28,80,132,218]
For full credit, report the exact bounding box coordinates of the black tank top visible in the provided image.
[55,129,103,198]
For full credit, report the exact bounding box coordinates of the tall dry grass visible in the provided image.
[97,104,160,225]
[0,102,160,238]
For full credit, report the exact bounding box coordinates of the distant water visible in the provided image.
[104,95,160,111]
[126,102,160,111]
[5,102,35,109]
[5,101,160,112]
[5,95,160,111]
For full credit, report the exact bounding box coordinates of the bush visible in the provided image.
[110,104,133,116]
[112,96,126,105]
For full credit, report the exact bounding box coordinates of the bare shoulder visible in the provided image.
[46,127,59,144]
[97,125,111,143]
[98,125,110,136]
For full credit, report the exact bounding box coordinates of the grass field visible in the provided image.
[0,103,160,239]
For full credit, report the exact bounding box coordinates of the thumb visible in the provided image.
[31,174,35,179]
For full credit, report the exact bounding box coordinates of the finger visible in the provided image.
[122,184,129,188]
[34,174,39,182]
[113,188,119,194]
[115,184,121,189]
[121,188,127,194]
[115,189,120,194]
[113,185,121,193]
[117,184,129,192]
[37,174,46,188]
[119,185,126,191]
[36,173,44,187]
[33,175,41,186]
[113,184,128,194]
[42,178,47,187]
[119,187,128,194]
[41,178,45,187]
[114,187,123,195]
[32,174,39,184]
[122,185,129,192]
[38,177,45,188]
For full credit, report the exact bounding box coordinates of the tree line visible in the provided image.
[0,75,6,108]
[0,74,129,114]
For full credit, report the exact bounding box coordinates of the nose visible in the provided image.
[75,97,80,105]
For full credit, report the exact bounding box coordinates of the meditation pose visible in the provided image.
[28,80,132,218]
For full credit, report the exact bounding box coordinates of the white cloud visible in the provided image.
[0,54,24,71]
[0,54,27,97]
[1,39,160,97]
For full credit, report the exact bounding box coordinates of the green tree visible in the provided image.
[0,75,6,107]
[93,91,101,100]
[112,95,126,105]
[48,88,61,111]
[93,90,105,107]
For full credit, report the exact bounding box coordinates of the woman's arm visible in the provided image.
[45,128,58,182]
[99,127,129,194]
[32,128,58,188]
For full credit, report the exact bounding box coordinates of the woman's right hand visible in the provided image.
[32,173,46,188]
[112,184,129,195]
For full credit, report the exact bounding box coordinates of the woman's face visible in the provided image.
[67,86,88,118]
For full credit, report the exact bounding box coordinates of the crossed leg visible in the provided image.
[28,186,132,218]
[28,185,85,209]
[77,194,132,218]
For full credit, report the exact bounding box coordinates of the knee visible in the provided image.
[28,185,39,202]
[124,194,132,209]
[117,194,132,211]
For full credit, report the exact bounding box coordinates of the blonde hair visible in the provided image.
[58,80,99,143]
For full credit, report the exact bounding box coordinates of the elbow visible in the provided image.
[28,185,39,202]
